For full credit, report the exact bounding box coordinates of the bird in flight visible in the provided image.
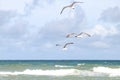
[66,33,76,38]
[75,32,91,38]
[56,42,74,50]
[60,1,84,14]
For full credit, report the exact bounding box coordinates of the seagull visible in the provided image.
[63,42,74,49]
[66,33,76,38]
[56,42,74,50]
[60,1,84,14]
[75,32,91,38]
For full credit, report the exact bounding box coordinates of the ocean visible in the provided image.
[0,60,120,80]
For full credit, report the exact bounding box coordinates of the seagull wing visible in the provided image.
[66,33,76,38]
[60,6,69,14]
[66,34,71,38]
[71,1,84,7]
[63,42,74,48]
[83,32,91,37]
[77,32,84,36]
[77,32,91,37]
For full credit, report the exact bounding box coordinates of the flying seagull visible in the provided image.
[63,42,74,49]
[75,32,91,38]
[56,42,74,50]
[60,1,83,14]
[66,33,76,38]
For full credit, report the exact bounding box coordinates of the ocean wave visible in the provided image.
[0,67,119,77]
[0,69,80,76]
[93,66,120,77]
[0,69,103,77]
[77,63,85,66]
[55,65,73,68]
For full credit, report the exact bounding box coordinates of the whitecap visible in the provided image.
[77,63,85,66]
[0,69,80,76]
[55,65,73,68]
[0,68,115,77]
[93,66,120,77]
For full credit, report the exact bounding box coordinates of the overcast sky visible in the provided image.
[0,0,120,60]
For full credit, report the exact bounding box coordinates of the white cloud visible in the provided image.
[0,10,16,26]
[100,6,120,23]
[91,41,110,48]
[0,0,34,14]
[0,0,120,59]
[43,42,54,49]
[26,0,84,27]
[85,24,119,38]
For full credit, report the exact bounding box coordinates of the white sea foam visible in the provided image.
[55,65,73,68]
[0,69,80,76]
[93,66,120,77]
[0,67,119,77]
[0,69,101,77]
[77,63,85,66]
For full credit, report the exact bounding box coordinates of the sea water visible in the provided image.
[0,60,120,80]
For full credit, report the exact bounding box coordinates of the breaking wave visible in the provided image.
[0,69,80,76]
[55,65,73,68]
[0,67,120,77]
[0,69,104,77]
[77,63,85,66]
[93,66,120,77]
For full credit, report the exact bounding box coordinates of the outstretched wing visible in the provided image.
[60,6,69,14]
[75,32,91,37]
[63,42,74,48]
[60,1,83,14]
[76,32,84,36]
[66,33,76,38]
[71,1,84,7]
[83,32,91,37]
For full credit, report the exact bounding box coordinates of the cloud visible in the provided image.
[24,0,39,16]
[82,24,119,49]
[0,10,16,26]
[43,42,54,49]
[3,0,120,58]
[0,0,34,15]
[0,0,85,53]
[0,0,120,59]
[33,0,86,43]
[91,41,110,48]
[0,19,29,38]
[0,0,42,49]
[99,6,120,23]
[85,24,119,38]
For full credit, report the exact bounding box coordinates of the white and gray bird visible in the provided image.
[75,32,91,38]
[60,1,84,14]
[56,42,74,50]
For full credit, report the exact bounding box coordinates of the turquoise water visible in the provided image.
[0,60,120,80]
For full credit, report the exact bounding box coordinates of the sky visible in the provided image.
[0,0,120,60]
